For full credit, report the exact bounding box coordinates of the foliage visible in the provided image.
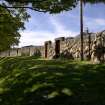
[2,0,78,13]
[33,50,41,58]
[0,8,22,51]
[0,57,105,105]
[0,0,105,51]
[0,2,30,51]
[0,0,104,51]
[2,0,105,14]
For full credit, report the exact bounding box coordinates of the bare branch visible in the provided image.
[0,5,47,13]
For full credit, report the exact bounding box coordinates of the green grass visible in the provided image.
[0,57,105,105]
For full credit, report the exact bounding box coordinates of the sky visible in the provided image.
[19,3,105,47]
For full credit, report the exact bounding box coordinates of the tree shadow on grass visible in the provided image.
[0,58,105,105]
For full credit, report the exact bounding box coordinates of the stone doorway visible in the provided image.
[17,49,18,56]
[44,41,52,58]
[45,43,48,58]
[55,40,60,58]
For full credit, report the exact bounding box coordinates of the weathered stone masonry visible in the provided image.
[0,45,42,57]
[0,30,105,63]
[43,33,95,60]
[42,30,105,63]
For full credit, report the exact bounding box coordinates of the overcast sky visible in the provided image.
[19,3,105,47]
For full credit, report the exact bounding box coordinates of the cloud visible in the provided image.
[50,16,78,35]
[19,31,55,47]
[18,13,79,47]
[94,19,105,26]
[19,3,105,47]
[84,16,105,32]
[19,30,78,47]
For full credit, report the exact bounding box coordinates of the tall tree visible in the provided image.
[0,1,30,51]
[80,0,84,60]
[0,0,79,52]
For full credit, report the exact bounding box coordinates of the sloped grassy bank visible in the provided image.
[0,57,105,105]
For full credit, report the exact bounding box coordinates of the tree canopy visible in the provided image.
[0,0,105,51]
[0,1,30,51]
[1,0,77,13]
[2,0,105,14]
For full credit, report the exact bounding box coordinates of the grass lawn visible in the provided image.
[0,57,105,105]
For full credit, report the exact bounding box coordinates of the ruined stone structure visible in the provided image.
[0,30,105,63]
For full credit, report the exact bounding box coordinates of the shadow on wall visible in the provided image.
[52,49,74,60]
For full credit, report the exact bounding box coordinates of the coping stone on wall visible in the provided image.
[44,41,52,44]
[66,37,74,40]
[55,37,65,41]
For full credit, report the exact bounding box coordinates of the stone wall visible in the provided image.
[0,50,10,57]
[1,30,105,63]
[43,30,105,63]
[42,32,98,60]
[0,46,42,57]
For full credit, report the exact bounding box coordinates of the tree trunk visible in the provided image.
[80,0,84,60]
